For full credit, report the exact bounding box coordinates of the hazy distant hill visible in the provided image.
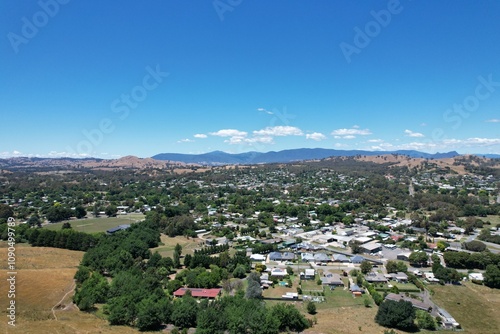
[152,148,461,165]
[0,156,186,170]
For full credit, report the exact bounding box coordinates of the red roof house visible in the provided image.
[173,288,221,299]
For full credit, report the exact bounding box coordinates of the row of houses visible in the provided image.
[265,251,367,264]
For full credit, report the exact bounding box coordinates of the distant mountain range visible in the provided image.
[152,148,469,165]
[0,156,186,170]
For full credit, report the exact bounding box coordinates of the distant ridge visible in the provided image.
[152,148,461,165]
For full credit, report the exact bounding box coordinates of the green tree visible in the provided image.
[270,303,310,332]
[136,296,167,331]
[196,302,227,334]
[108,295,136,326]
[464,240,487,252]
[74,266,91,284]
[484,264,500,289]
[306,301,316,314]
[0,204,14,219]
[173,243,182,269]
[105,205,118,217]
[171,293,198,329]
[375,299,416,330]
[416,309,437,330]
[75,205,87,219]
[360,260,373,274]
[350,241,362,254]
[74,272,109,311]
[245,272,262,299]
[409,252,428,267]
[27,214,42,227]
[232,264,247,279]
[363,295,372,307]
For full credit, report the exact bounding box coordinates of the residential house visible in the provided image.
[173,288,221,299]
[385,272,408,282]
[350,284,364,297]
[269,252,282,261]
[350,255,364,264]
[365,272,387,283]
[385,293,431,311]
[469,273,484,281]
[321,273,344,286]
[250,254,266,261]
[397,251,412,261]
[302,268,316,280]
[270,268,287,278]
[314,253,330,263]
[360,241,382,254]
[301,253,315,262]
[332,254,349,262]
[437,308,460,329]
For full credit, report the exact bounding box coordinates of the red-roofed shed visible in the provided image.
[173,288,221,299]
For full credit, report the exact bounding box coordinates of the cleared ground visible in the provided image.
[0,243,140,334]
[429,282,500,334]
[43,214,145,233]
[151,234,204,259]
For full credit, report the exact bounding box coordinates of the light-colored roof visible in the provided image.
[361,242,382,251]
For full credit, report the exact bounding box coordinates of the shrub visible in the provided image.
[306,301,316,315]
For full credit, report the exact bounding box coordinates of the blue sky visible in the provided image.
[1,0,499,158]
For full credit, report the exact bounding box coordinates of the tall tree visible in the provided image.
[360,260,373,274]
[375,299,416,330]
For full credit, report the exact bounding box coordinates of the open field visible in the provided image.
[302,305,386,334]
[0,243,140,334]
[429,282,500,334]
[374,281,420,293]
[43,214,145,233]
[151,234,204,259]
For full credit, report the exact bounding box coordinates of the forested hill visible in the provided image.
[152,148,461,165]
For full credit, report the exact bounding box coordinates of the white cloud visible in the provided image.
[194,133,207,138]
[225,135,274,145]
[331,128,372,139]
[420,123,428,126]
[253,126,303,137]
[366,137,500,153]
[177,138,194,143]
[209,129,248,137]
[486,119,500,123]
[367,139,383,143]
[306,132,327,141]
[443,137,500,147]
[405,129,425,138]
[257,107,273,115]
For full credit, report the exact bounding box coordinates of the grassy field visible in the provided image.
[429,282,500,334]
[0,242,140,334]
[43,213,145,233]
[151,234,204,259]
[374,281,421,293]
